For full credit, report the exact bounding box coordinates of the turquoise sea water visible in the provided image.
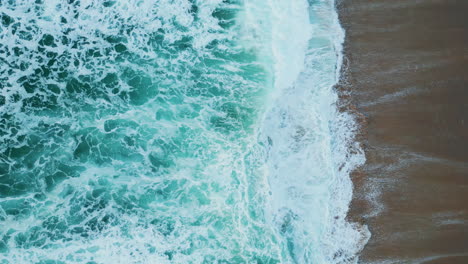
[0,0,368,263]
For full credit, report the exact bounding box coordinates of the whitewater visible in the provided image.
[0,0,369,263]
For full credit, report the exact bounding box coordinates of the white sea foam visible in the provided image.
[255,0,370,262]
[0,0,370,263]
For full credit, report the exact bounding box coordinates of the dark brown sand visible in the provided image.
[336,0,468,263]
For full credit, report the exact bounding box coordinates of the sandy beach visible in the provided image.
[337,0,468,263]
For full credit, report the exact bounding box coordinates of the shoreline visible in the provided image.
[337,0,468,263]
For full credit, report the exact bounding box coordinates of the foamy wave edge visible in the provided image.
[256,0,371,262]
[327,0,371,262]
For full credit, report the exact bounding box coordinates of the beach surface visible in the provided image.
[337,0,468,263]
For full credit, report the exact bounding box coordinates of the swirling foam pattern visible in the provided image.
[0,0,368,263]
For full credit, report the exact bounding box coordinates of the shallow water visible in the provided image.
[0,0,367,263]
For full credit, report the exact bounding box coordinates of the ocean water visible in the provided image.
[0,0,368,263]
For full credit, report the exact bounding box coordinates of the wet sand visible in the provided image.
[336,0,468,263]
